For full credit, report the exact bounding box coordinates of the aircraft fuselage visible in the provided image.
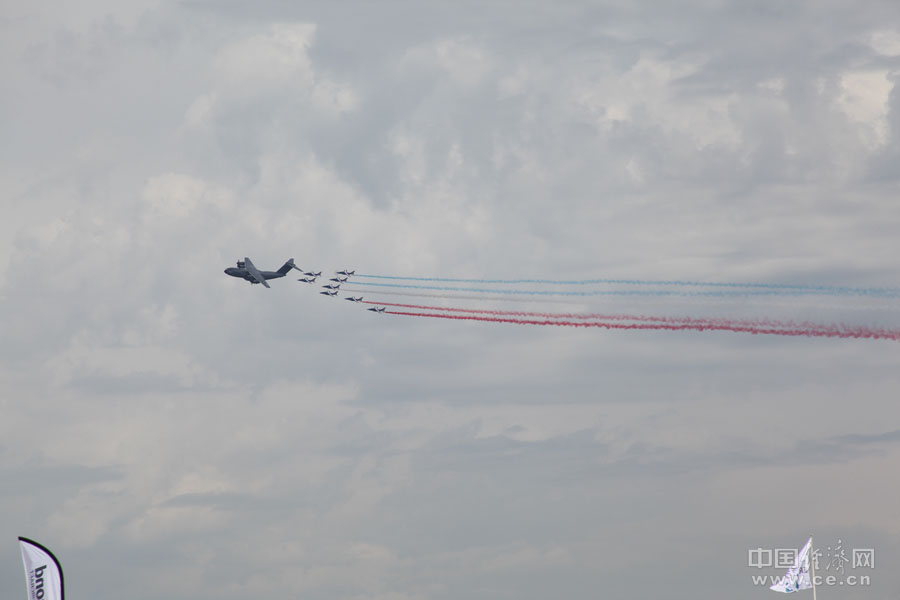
[224,268,286,283]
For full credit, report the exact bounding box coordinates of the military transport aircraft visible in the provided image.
[224,257,300,288]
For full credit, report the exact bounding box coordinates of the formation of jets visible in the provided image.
[225,259,386,313]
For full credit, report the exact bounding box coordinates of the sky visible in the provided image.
[2,1,900,598]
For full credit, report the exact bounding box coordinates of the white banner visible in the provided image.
[770,537,813,593]
[18,537,64,600]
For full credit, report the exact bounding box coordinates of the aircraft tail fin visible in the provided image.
[277,258,296,276]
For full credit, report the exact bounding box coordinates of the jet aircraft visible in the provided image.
[224,257,299,288]
[367,306,386,313]
[320,290,339,297]
[298,277,318,283]
[322,283,342,290]
[345,296,363,302]
[304,271,322,277]
[330,276,349,283]
[336,270,355,276]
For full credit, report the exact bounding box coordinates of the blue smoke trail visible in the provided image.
[341,288,588,304]
[347,281,880,298]
[354,274,900,298]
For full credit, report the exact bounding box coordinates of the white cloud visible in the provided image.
[19,217,71,249]
[311,79,359,114]
[836,69,893,148]
[141,172,233,219]
[214,23,317,93]
[402,37,492,88]
[182,22,357,130]
[573,53,741,148]
[433,38,491,88]
[184,92,218,129]
[868,29,900,56]
[121,303,180,345]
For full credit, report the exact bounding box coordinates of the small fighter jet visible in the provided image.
[224,257,300,288]
[367,306,386,313]
[304,271,322,277]
[336,269,355,276]
[330,276,349,283]
[297,277,318,283]
[345,296,363,302]
[320,289,339,297]
[322,283,342,290]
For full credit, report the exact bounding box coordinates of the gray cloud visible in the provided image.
[2,1,900,599]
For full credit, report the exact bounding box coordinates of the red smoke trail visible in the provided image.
[381,310,900,341]
[362,301,859,333]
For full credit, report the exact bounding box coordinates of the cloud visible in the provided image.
[214,23,317,90]
[401,37,493,88]
[3,2,900,599]
[836,69,892,148]
[181,22,357,134]
[141,173,233,219]
[868,29,900,56]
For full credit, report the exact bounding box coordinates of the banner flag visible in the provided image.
[770,537,813,593]
[18,537,65,600]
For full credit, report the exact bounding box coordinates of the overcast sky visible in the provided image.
[2,1,900,599]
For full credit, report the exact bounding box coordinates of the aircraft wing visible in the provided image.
[244,257,270,288]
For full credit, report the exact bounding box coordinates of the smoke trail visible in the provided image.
[342,287,589,305]
[383,310,900,341]
[355,274,900,298]
[363,301,871,333]
[344,287,900,315]
[349,281,852,298]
